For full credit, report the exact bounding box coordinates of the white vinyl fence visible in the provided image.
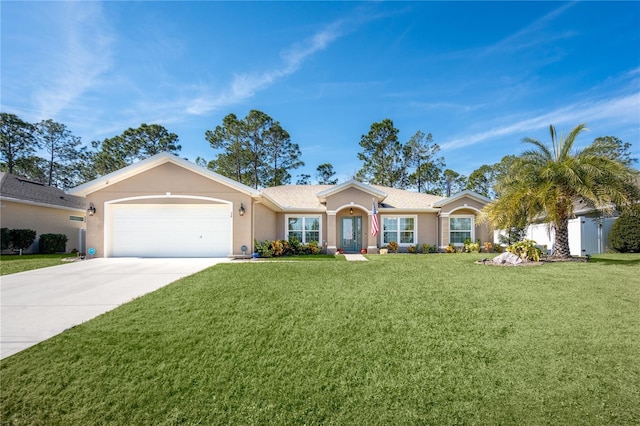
[494,216,618,256]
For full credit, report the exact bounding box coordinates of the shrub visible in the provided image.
[254,240,273,258]
[304,241,321,255]
[609,207,640,252]
[9,229,37,252]
[288,237,303,255]
[483,241,493,252]
[464,239,481,253]
[507,239,542,262]
[444,244,456,253]
[270,240,284,257]
[408,245,416,254]
[39,233,68,254]
[387,241,399,253]
[1,228,9,250]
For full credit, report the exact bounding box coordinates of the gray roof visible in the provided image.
[0,172,85,210]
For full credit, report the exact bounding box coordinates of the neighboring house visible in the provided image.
[68,153,492,258]
[0,172,86,253]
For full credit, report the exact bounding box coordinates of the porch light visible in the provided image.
[349,207,353,215]
[239,203,246,216]
[87,202,96,216]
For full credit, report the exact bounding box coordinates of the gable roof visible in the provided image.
[432,190,492,207]
[261,185,329,211]
[316,179,387,203]
[69,152,261,197]
[261,183,444,212]
[0,172,85,211]
[373,186,443,210]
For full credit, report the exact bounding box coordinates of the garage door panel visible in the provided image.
[109,204,231,257]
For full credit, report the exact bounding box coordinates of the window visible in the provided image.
[382,216,416,245]
[69,215,85,222]
[449,216,474,244]
[286,215,321,244]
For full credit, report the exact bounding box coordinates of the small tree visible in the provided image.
[9,229,36,253]
[39,233,69,254]
[1,228,10,250]
[609,206,640,252]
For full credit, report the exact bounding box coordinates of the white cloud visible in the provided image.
[440,92,640,151]
[483,2,577,55]
[31,2,113,120]
[185,20,348,115]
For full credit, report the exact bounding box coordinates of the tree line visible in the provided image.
[1,111,635,199]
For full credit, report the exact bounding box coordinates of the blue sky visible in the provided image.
[2,1,639,184]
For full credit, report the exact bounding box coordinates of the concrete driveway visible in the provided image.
[1,257,229,360]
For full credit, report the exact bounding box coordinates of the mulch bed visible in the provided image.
[476,255,589,267]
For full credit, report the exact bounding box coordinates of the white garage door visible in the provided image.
[109,204,231,257]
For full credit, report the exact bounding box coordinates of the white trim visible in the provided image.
[284,214,322,244]
[433,190,491,207]
[316,179,387,202]
[446,205,483,214]
[449,214,475,245]
[380,214,418,246]
[334,203,371,215]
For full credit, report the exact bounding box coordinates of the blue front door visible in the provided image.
[341,216,362,253]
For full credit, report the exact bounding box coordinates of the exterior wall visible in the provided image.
[418,213,439,247]
[85,162,253,257]
[325,187,375,212]
[325,188,375,253]
[441,216,450,247]
[438,196,490,249]
[0,200,85,253]
[439,197,486,215]
[253,202,278,244]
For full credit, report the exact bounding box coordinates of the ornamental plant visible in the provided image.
[608,206,640,252]
[506,239,542,262]
[387,241,399,253]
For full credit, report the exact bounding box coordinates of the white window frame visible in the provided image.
[449,215,475,246]
[381,215,417,246]
[285,214,322,244]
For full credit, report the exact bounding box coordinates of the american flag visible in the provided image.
[371,200,379,237]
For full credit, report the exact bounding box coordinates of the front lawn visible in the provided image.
[1,254,639,424]
[0,253,71,275]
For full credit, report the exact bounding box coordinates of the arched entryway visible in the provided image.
[337,205,367,253]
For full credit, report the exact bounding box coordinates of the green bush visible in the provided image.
[39,233,69,254]
[9,229,37,252]
[609,207,640,253]
[423,243,437,253]
[507,239,542,262]
[1,228,9,250]
[303,241,321,255]
[254,238,322,257]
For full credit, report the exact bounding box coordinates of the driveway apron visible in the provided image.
[0,257,228,360]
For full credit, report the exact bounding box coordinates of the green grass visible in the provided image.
[0,253,71,275]
[1,254,639,425]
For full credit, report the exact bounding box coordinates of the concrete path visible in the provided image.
[344,254,368,261]
[0,257,228,360]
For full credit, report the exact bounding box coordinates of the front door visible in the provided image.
[341,216,362,253]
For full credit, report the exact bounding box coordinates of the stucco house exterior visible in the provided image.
[67,153,492,258]
[0,172,86,253]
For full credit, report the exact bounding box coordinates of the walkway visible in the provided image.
[344,253,368,261]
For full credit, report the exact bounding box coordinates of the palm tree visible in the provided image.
[483,123,639,258]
